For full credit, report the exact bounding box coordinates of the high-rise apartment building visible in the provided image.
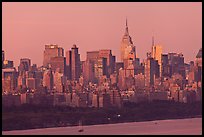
[43,44,64,67]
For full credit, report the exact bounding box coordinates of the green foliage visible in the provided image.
[2,101,202,131]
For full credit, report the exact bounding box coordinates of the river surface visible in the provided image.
[2,117,202,135]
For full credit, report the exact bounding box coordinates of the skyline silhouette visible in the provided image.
[2,2,201,67]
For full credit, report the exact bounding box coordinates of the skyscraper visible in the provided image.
[2,67,18,93]
[50,56,66,75]
[120,18,136,69]
[2,50,5,62]
[43,69,54,90]
[144,53,159,89]
[66,50,72,80]
[18,58,31,72]
[99,49,115,76]
[43,44,64,67]
[151,37,162,77]
[71,44,81,81]
[94,57,107,81]
[168,53,185,78]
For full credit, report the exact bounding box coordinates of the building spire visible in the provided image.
[125,17,129,35]
[126,17,128,27]
[152,35,154,47]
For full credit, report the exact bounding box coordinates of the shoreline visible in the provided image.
[3,117,202,135]
[2,115,202,132]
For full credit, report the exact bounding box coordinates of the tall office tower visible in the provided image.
[151,37,162,77]
[120,19,136,69]
[99,49,116,76]
[94,57,107,81]
[43,69,54,90]
[2,68,18,93]
[53,70,65,92]
[71,44,81,81]
[194,48,202,82]
[161,54,169,77]
[195,48,202,67]
[83,51,99,83]
[2,50,5,68]
[50,56,66,74]
[2,50,5,62]
[18,58,31,73]
[66,50,72,80]
[43,44,64,67]
[168,53,185,78]
[144,53,159,89]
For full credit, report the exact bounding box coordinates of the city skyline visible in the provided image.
[2,2,201,67]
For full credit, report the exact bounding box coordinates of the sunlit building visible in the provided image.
[151,38,162,77]
[43,69,54,90]
[43,44,64,67]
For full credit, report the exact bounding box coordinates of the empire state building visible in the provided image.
[120,19,137,69]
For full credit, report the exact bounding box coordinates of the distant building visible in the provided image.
[18,58,31,73]
[26,77,39,90]
[115,62,124,75]
[43,44,64,67]
[66,50,72,80]
[53,71,66,92]
[151,39,162,77]
[94,57,107,82]
[2,68,18,93]
[71,44,81,81]
[3,60,14,69]
[2,50,5,62]
[99,93,111,108]
[50,56,66,75]
[120,19,136,65]
[98,49,116,76]
[42,69,54,90]
[134,73,145,90]
[161,54,169,77]
[168,53,185,78]
[144,54,159,88]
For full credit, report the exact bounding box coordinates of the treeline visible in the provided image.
[2,100,202,131]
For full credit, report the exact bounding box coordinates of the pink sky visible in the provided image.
[2,2,202,67]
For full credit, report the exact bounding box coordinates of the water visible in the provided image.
[2,117,202,135]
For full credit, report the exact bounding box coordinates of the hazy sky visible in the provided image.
[2,2,202,67]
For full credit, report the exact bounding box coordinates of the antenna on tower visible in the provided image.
[126,17,128,27]
[152,36,154,47]
[152,30,155,47]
